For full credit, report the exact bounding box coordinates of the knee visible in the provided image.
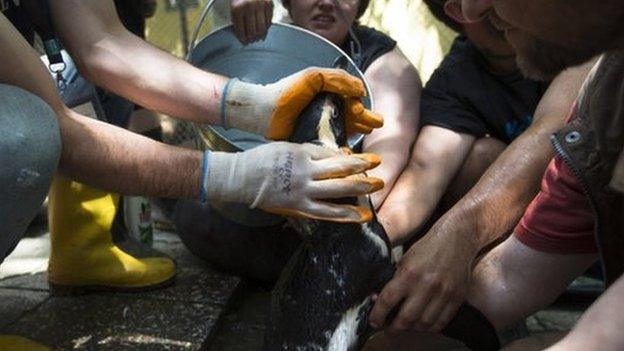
[460,137,506,177]
[468,138,506,166]
[444,138,507,204]
[0,84,61,193]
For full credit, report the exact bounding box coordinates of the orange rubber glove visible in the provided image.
[221,67,383,140]
[201,142,384,223]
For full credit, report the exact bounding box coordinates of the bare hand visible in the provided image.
[230,0,273,44]
[369,226,477,333]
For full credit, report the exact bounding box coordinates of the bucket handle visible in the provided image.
[186,0,363,67]
[186,0,220,61]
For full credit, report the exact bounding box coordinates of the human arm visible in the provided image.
[362,47,421,209]
[0,13,382,222]
[51,0,226,124]
[427,61,594,257]
[545,274,624,351]
[377,126,476,243]
[370,235,596,336]
[369,60,594,332]
[365,235,596,350]
[51,0,382,139]
[468,236,597,331]
[0,12,201,198]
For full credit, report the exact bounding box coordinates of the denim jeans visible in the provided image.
[0,84,61,263]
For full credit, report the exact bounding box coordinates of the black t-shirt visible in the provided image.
[340,25,397,72]
[421,35,549,143]
[113,0,147,38]
[2,0,145,41]
[2,0,36,43]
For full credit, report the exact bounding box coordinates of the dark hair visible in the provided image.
[422,0,463,33]
[282,0,371,19]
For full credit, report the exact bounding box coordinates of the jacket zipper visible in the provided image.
[550,134,606,286]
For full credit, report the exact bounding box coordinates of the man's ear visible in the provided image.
[443,0,471,24]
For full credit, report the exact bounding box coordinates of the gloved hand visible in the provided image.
[221,68,384,140]
[201,142,384,223]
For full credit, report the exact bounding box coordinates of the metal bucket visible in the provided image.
[188,21,373,226]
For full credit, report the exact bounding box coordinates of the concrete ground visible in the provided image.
[0,224,241,351]
[0,219,601,350]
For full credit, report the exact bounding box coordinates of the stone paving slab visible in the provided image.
[0,288,49,330]
[4,294,220,351]
[210,284,270,351]
[0,230,242,351]
[0,272,49,291]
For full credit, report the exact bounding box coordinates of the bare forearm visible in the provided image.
[363,48,421,208]
[437,61,594,252]
[447,124,557,249]
[0,13,202,199]
[378,127,475,244]
[379,160,452,244]
[547,275,624,351]
[468,236,596,331]
[52,0,228,124]
[58,109,202,198]
[365,128,416,209]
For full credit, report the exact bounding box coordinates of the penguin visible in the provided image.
[264,93,500,351]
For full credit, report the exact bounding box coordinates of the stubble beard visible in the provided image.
[515,33,604,81]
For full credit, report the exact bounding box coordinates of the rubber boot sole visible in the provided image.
[48,275,176,296]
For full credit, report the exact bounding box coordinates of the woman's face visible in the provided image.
[288,0,360,45]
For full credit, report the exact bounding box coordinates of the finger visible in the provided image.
[255,3,268,41]
[414,293,450,332]
[264,201,373,223]
[302,68,367,97]
[309,176,384,198]
[430,298,463,333]
[388,287,434,334]
[244,10,259,42]
[263,1,273,39]
[232,10,247,43]
[346,122,374,136]
[345,99,384,130]
[369,279,406,328]
[313,153,381,179]
[307,201,373,223]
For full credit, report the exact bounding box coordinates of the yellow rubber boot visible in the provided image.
[47,176,176,294]
[0,335,53,351]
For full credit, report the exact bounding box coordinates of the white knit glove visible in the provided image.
[221,67,383,140]
[201,142,383,223]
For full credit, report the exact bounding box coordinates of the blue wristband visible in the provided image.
[220,78,237,129]
[200,150,211,205]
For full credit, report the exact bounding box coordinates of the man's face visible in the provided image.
[463,15,516,63]
[461,0,624,80]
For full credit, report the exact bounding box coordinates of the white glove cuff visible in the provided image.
[205,149,271,208]
[222,78,275,135]
[205,151,241,203]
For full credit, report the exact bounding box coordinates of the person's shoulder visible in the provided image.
[353,25,396,47]
[426,36,482,86]
[437,35,478,69]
